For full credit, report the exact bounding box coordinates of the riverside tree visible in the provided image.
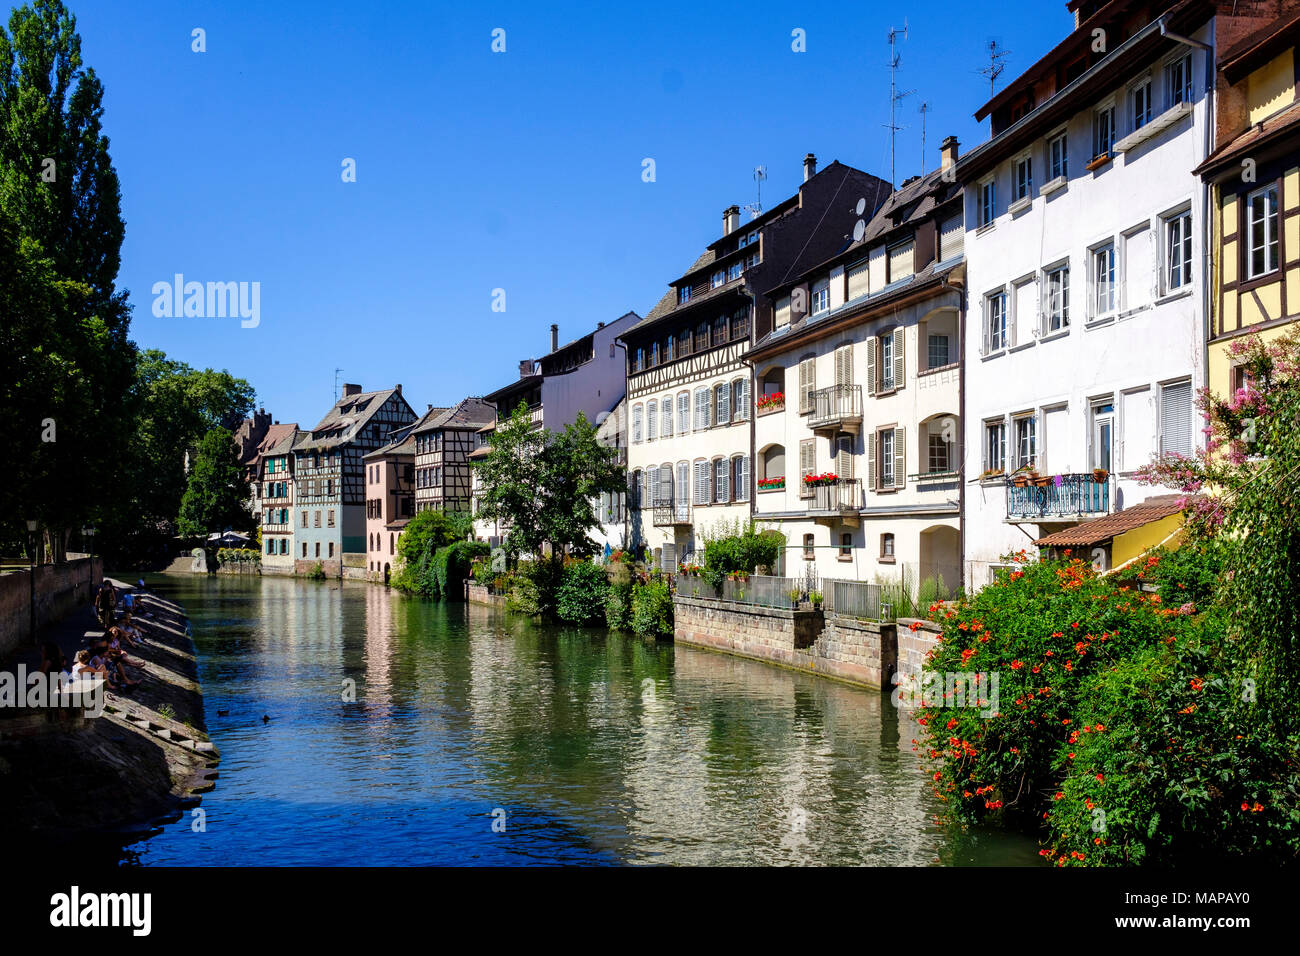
[176,427,250,539]
[473,402,625,559]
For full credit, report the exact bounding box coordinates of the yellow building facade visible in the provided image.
[1199,21,1300,401]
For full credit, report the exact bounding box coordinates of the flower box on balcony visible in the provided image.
[802,472,839,488]
[757,477,785,492]
[757,392,786,416]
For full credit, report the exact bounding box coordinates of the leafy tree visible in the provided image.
[176,427,249,538]
[472,402,547,558]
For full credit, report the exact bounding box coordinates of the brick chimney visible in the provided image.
[550,324,559,352]
[803,153,817,182]
[519,360,535,379]
[723,205,740,236]
[940,136,960,171]
[342,383,362,397]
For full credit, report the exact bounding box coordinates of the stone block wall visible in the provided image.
[812,615,897,689]
[0,557,102,659]
[897,617,942,682]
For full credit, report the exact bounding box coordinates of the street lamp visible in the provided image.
[26,519,38,645]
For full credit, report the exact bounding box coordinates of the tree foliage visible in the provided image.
[176,427,249,538]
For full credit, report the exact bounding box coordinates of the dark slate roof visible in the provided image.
[412,397,497,434]
[300,387,407,451]
[256,422,299,458]
[1035,495,1194,547]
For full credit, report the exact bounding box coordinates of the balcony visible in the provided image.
[652,501,692,528]
[807,479,862,526]
[1005,474,1109,521]
[807,385,863,434]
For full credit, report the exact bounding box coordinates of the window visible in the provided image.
[984,421,1006,474]
[1091,402,1115,472]
[1165,209,1192,291]
[747,252,760,269]
[927,333,950,369]
[301,510,308,528]
[692,460,711,505]
[1131,78,1152,130]
[661,397,673,437]
[314,510,321,528]
[315,542,321,557]
[803,534,815,560]
[693,387,711,431]
[1160,380,1193,457]
[731,308,750,340]
[1014,415,1037,469]
[679,286,690,304]
[646,400,657,441]
[1092,242,1116,315]
[714,459,730,503]
[880,430,895,486]
[713,315,728,344]
[327,510,335,528]
[1014,155,1032,200]
[731,378,750,421]
[694,321,710,352]
[812,279,830,314]
[847,257,871,299]
[676,328,691,358]
[1093,105,1115,159]
[985,291,1008,351]
[980,179,996,226]
[1044,264,1069,332]
[728,261,744,281]
[888,240,915,281]
[839,533,852,559]
[649,341,659,367]
[1246,184,1279,279]
[880,332,896,390]
[1165,53,1192,109]
[1048,132,1068,180]
[733,455,749,502]
[714,383,730,425]
[328,543,335,558]
[1122,224,1152,311]
[632,404,643,443]
[676,391,690,434]
[632,348,644,373]
[664,336,674,363]
[928,432,951,473]
[267,539,274,555]
[711,270,724,288]
[630,469,642,508]
[881,533,895,558]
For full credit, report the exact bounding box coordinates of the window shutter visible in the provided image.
[1148,225,1159,301]
[676,462,689,509]
[694,389,708,430]
[846,258,871,300]
[632,404,643,443]
[775,295,791,328]
[837,434,854,480]
[735,378,750,420]
[716,384,730,424]
[893,330,905,389]
[866,338,878,396]
[893,427,907,488]
[647,401,657,441]
[715,458,729,503]
[1160,381,1193,457]
[835,344,854,386]
[866,432,877,491]
[800,440,815,496]
[797,358,813,412]
[661,397,673,437]
[692,461,705,504]
[678,393,689,434]
[735,456,749,501]
[658,466,672,506]
[981,296,990,355]
[868,245,887,290]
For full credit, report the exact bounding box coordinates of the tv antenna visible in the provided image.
[885,21,915,188]
[919,101,932,174]
[334,367,344,402]
[977,39,1011,98]
[743,165,767,220]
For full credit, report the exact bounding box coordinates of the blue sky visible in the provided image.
[68,0,1072,428]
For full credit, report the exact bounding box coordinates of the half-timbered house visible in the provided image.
[413,398,496,515]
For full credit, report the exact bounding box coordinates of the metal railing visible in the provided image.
[808,478,863,513]
[808,384,863,429]
[652,500,691,527]
[675,573,801,609]
[824,579,883,620]
[1005,473,1109,519]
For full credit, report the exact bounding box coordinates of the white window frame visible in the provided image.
[1090,241,1116,319]
[1014,154,1033,201]
[1162,206,1193,293]
[979,178,996,227]
[1164,52,1193,110]
[1047,130,1068,181]
[1093,103,1115,160]
[1130,76,1152,130]
[1245,183,1280,280]
[985,289,1008,352]
[1043,261,1070,333]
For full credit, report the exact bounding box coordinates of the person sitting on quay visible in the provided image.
[88,637,139,691]
[40,641,73,690]
[117,610,147,646]
[74,649,117,691]
[106,625,145,669]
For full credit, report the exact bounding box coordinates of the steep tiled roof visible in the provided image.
[255,422,299,457]
[414,397,497,434]
[1194,98,1300,176]
[301,387,407,450]
[1035,495,1193,547]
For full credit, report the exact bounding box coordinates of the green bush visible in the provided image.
[507,557,563,618]
[631,576,674,638]
[1133,539,1228,610]
[605,564,634,630]
[436,540,490,599]
[556,560,611,624]
[304,561,326,581]
[699,519,785,590]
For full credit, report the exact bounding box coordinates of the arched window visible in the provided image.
[760,444,786,483]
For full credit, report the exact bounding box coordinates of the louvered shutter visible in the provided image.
[658,466,673,507]
[646,401,657,441]
[835,344,854,386]
[866,432,876,490]
[893,330,905,389]
[846,258,871,300]
[893,427,907,488]
[677,393,689,434]
[661,397,673,437]
[866,338,878,395]
[676,462,690,516]
[800,440,815,496]
[939,215,964,261]
[735,456,749,501]
[715,458,729,503]
[694,389,708,430]
[1160,381,1193,457]
[798,358,815,412]
[692,461,705,504]
[716,383,730,424]
[736,378,750,420]
[632,404,643,443]
[836,434,854,480]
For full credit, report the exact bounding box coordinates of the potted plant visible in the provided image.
[1092,467,1110,483]
[788,588,803,606]
[1011,466,1032,488]
[1032,471,1052,488]
[809,589,824,609]
[757,391,786,414]
[803,471,839,488]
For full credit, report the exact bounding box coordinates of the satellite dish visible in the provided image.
[853,220,866,242]
[855,198,867,216]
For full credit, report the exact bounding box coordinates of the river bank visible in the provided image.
[0,581,219,846]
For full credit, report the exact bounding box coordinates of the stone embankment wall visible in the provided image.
[0,557,102,659]
[465,583,507,608]
[896,617,942,682]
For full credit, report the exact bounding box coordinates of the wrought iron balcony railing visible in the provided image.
[807,384,863,432]
[1005,473,1109,520]
[652,500,692,527]
[807,478,863,514]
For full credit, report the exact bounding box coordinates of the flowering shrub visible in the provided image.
[756,392,785,410]
[802,472,839,487]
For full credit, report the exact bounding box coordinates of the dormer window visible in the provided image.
[711,270,724,288]
[679,286,691,304]
[728,261,744,281]
[811,279,830,315]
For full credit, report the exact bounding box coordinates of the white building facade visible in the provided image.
[957,3,1212,585]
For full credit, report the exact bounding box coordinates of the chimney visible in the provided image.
[803,153,817,182]
[550,324,559,352]
[519,359,534,379]
[723,205,740,236]
[596,321,605,329]
[342,383,361,397]
[394,383,402,396]
[940,136,959,171]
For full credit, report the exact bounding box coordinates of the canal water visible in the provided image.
[118,574,1037,866]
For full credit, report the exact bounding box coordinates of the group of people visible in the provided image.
[39,578,152,694]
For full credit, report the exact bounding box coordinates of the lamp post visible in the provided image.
[26,519,38,645]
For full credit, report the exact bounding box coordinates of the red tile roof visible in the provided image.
[1035,494,1194,547]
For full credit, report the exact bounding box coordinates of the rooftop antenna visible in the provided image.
[334,367,344,402]
[919,101,931,174]
[885,20,915,188]
[743,165,767,220]
[977,39,1011,99]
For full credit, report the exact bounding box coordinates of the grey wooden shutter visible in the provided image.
[893,329,905,389]
[835,344,853,386]
[800,440,815,496]
[836,434,853,480]
[866,432,876,490]
[799,358,816,412]
[866,338,878,396]
[893,427,906,488]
